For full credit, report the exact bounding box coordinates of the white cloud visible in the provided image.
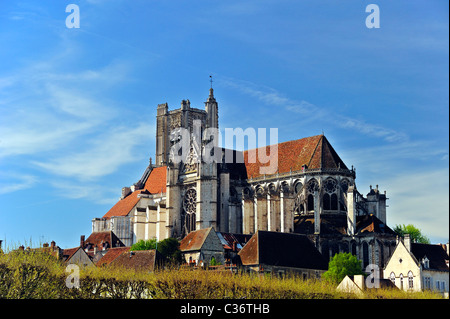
[32,123,153,181]
[385,168,449,243]
[0,174,37,195]
[219,76,407,143]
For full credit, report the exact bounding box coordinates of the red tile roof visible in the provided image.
[144,166,167,194]
[96,247,130,267]
[110,249,163,271]
[244,134,348,179]
[179,227,213,252]
[84,231,125,251]
[103,166,167,219]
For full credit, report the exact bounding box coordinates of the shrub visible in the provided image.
[322,252,365,284]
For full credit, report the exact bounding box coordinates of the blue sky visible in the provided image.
[0,0,448,249]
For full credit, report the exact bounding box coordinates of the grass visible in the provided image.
[0,248,445,299]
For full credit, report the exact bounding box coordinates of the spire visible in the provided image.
[205,76,218,128]
[207,75,216,102]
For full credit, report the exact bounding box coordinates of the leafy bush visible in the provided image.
[322,252,365,284]
[130,238,157,251]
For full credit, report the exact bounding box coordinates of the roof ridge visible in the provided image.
[307,134,323,168]
[243,134,324,153]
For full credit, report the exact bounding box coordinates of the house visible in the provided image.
[109,249,163,272]
[216,232,252,267]
[383,234,449,296]
[82,231,125,253]
[62,247,94,267]
[238,230,328,278]
[179,227,225,266]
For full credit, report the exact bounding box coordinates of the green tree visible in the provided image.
[157,238,182,264]
[322,252,364,284]
[394,224,430,244]
[130,238,157,251]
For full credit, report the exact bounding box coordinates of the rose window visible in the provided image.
[324,179,337,194]
[183,189,197,214]
[306,179,319,193]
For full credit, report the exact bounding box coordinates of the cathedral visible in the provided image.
[91,88,397,269]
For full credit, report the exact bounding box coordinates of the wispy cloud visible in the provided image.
[32,123,153,181]
[219,76,408,143]
[0,174,37,195]
[386,168,449,242]
[0,40,146,199]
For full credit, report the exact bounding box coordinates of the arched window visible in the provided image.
[362,242,369,268]
[307,194,314,211]
[399,274,404,290]
[330,193,338,210]
[183,189,197,234]
[323,193,330,210]
[294,182,303,194]
[390,272,395,284]
[408,271,414,289]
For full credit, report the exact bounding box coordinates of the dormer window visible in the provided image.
[422,256,430,269]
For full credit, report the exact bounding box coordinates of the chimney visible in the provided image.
[232,241,237,252]
[404,234,411,252]
[50,241,56,249]
[19,245,25,251]
[43,243,49,248]
[80,235,85,248]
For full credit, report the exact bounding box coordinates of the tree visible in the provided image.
[157,238,182,264]
[130,238,157,251]
[393,224,430,244]
[322,252,364,284]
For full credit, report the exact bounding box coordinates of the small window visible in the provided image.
[408,271,414,289]
[390,272,395,284]
[399,274,404,290]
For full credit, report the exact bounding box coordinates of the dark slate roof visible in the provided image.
[411,243,449,272]
[294,213,395,236]
[238,231,328,270]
